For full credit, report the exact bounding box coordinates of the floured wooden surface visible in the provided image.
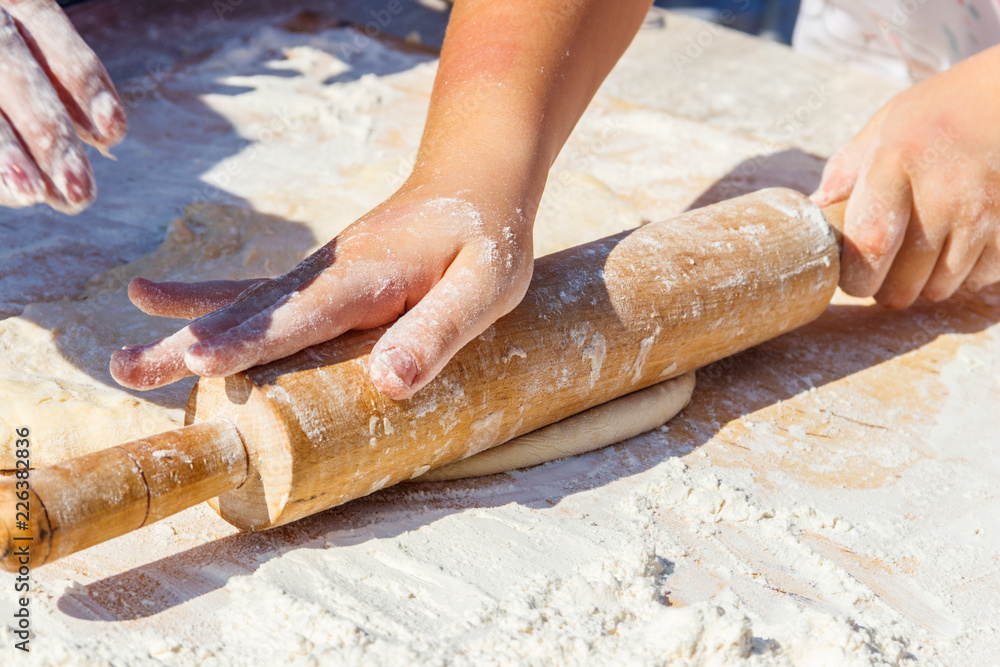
[1,2,997,664]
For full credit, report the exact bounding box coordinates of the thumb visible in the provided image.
[368,246,531,400]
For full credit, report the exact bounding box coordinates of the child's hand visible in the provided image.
[109,0,651,398]
[109,185,533,400]
[812,45,1000,308]
[0,0,126,212]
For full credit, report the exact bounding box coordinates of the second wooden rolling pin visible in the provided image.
[1,187,845,570]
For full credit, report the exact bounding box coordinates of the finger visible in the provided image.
[128,277,266,319]
[111,279,290,390]
[963,241,1000,293]
[872,203,949,309]
[111,250,332,389]
[920,227,989,303]
[181,268,391,378]
[5,0,127,146]
[0,114,45,207]
[839,149,913,298]
[0,8,93,211]
[368,246,531,400]
[110,331,198,391]
[812,106,887,207]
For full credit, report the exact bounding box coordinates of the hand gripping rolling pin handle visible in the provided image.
[0,419,248,570]
[0,198,849,572]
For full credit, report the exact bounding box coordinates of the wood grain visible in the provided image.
[1,420,247,568]
[190,187,841,530]
[1,187,842,568]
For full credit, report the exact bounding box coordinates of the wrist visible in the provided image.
[405,128,549,230]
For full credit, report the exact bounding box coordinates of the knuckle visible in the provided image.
[851,219,895,259]
[962,201,998,242]
[923,290,948,303]
[875,287,914,309]
[896,144,927,176]
[967,256,1000,291]
[922,269,954,299]
[838,269,878,298]
[406,309,462,360]
[928,196,988,237]
[498,265,532,309]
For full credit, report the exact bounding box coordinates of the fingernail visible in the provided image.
[810,187,832,207]
[121,338,162,353]
[54,147,95,207]
[128,276,151,294]
[372,348,417,389]
[90,90,127,140]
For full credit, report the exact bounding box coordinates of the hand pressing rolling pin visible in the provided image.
[16,0,1000,568]
[106,0,1000,396]
[109,0,654,397]
[0,0,126,212]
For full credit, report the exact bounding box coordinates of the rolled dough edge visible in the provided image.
[412,371,696,482]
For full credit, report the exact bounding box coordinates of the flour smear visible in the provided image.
[2,5,999,666]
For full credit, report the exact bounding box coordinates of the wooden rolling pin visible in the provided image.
[0,188,845,571]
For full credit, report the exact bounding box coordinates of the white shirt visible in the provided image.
[793,0,1000,81]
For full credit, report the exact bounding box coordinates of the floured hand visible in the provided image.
[813,45,1000,307]
[111,0,652,398]
[0,0,126,212]
[110,186,534,399]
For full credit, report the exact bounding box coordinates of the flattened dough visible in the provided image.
[413,371,696,482]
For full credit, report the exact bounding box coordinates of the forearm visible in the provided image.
[409,0,652,211]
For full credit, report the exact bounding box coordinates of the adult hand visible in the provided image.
[110,186,534,400]
[0,0,126,212]
[812,45,1000,307]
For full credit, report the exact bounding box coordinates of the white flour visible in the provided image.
[1,6,998,666]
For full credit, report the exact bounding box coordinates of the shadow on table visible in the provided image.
[1,0,451,412]
[685,148,825,209]
[58,150,1000,622]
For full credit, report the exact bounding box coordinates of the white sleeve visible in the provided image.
[792,0,1000,82]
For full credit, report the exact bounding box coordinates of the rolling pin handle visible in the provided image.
[821,200,848,250]
[0,419,248,571]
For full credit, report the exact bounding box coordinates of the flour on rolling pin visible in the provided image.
[187,187,840,532]
[2,188,841,569]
